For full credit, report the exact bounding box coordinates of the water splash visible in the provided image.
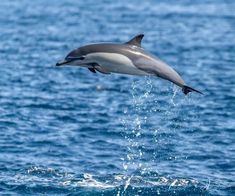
[120,77,200,188]
[120,77,154,178]
[9,166,208,195]
[75,173,115,189]
[170,85,179,106]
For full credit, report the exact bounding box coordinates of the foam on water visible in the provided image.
[9,166,208,195]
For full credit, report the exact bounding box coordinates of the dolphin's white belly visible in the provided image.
[86,52,148,75]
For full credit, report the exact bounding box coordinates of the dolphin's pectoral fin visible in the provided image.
[125,34,144,47]
[89,63,110,74]
[94,66,111,74]
[88,68,96,73]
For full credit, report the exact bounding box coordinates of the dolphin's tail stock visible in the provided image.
[182,85,203,95]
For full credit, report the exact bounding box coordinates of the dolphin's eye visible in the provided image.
[67,56,85,61]
[79,56,85,60]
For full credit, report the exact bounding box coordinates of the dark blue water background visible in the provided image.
[0,0,234,195]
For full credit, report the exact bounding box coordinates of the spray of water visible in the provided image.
[118,77,205,195]
[119,76,155,193]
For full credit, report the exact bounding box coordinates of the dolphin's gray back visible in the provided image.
[68,43,185,87]
[67,43,138,58]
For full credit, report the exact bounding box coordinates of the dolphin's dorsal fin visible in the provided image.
[125,34,144,47]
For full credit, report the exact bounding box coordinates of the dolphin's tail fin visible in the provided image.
[182,85,203,95]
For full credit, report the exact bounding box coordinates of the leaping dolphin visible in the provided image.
[56,34,202,95]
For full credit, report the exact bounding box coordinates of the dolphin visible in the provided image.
[56,34,202,95]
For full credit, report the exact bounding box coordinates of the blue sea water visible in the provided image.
[0,0,235,195]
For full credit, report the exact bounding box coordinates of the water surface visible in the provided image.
[0,0,235,195]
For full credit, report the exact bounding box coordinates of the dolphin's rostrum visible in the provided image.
[56,34,202,95]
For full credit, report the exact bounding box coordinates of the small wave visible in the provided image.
[71,173,115,189]
[11,166,208,193]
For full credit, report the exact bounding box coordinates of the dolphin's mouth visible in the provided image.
[56,59,75,66]
[56,60,67,66]
[56,56,86,66]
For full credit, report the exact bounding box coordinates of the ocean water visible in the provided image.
[0,0,235,195]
